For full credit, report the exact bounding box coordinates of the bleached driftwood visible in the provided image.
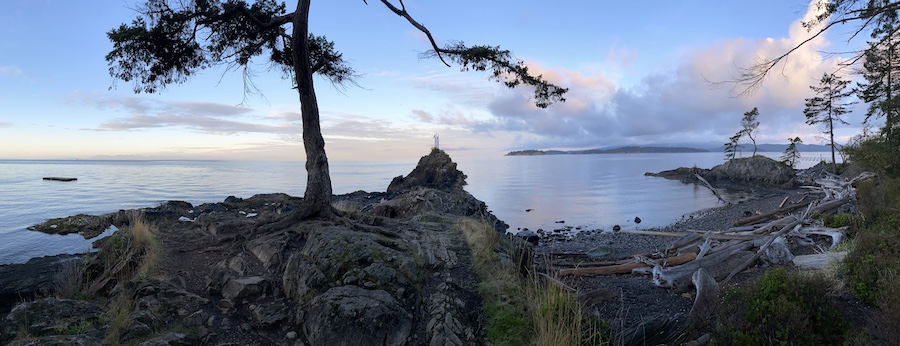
[792,251,847,270]
[732,201,810,227]
[695,173,728,203]
[558,252,697,276]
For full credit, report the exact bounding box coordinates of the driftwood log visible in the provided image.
[558,252,697,276]
[549,172,873,300]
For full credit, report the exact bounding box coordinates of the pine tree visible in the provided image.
[805,73,855,173]
[741,108,761,156]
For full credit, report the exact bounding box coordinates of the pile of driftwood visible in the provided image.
[551,171,876,293]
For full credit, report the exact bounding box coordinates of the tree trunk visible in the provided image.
[293,0,333,218]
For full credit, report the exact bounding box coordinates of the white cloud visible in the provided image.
[441,0,856,150]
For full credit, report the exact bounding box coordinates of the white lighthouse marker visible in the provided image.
[433,133,439,150]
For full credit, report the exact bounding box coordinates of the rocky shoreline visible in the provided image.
[0,153,862,345]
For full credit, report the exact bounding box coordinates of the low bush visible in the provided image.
[717,267,850,345]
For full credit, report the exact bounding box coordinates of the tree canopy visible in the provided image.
[107,0,567,218]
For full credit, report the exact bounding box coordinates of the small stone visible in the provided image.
[525,209,533,212]
[612,225,621,231]
[286,331,298,340]
[555,220,565,223]
[634,216,642,224]
[241,322,252,331]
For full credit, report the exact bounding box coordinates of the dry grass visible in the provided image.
[53,257,85,299]
[528,274,590,346]
[457,217,602,346]
[101,294,134,345]
[130,212,160,278]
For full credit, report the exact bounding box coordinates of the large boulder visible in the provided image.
[705,156,795,187]
[302,285,412,346]
[387,149,467,193]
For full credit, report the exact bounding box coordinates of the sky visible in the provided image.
[0,0,877,161]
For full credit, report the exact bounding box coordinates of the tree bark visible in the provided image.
[293,0,333,219]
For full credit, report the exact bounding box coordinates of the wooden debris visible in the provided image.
[732,201,810,227]
[558,252,697,277]
[43,177,77,182]
[694,173,728,203]
[547,171,873,294]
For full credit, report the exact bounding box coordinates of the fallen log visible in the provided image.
[733,201,810,227]
[695,173,728,204]
[723,218,803,284]
[559,252,697,276]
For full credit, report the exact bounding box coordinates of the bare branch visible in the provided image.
[377,0,450,67]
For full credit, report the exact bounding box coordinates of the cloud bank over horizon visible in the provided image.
[414,1,865,151]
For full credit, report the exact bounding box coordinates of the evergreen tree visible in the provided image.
[724,132,743,161]
[106,0,567,219]
[741,107,761,156]
[805,73,855,173]
[781,137,803,168]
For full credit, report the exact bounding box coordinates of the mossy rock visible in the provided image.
[27,214,113,239]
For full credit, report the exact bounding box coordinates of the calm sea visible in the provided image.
[0,152,826,264]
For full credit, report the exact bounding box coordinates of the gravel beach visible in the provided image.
[535,186,826,332]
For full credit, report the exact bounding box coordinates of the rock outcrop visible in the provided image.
[5,150,506,346]
[387,148,467,193]
[705,156,795,187]
[647,155,796,189]
[0,254,82,315]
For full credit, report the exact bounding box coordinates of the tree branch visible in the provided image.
[376,0,450,67]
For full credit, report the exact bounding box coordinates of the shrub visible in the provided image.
[719,268,850,345]
[844,227,900,304]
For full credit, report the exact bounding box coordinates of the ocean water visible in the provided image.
[0,152,826,264]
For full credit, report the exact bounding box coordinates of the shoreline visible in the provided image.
[534,185,825,328]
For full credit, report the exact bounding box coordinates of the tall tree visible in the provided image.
[857,22,900,145]
[805,73,856,173]
[741,107,761,156]
[106,0,567,219]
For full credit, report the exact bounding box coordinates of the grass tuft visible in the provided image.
[457,218,603,345]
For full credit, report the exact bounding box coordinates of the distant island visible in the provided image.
[506,146,709,156]
[506,143,836,156]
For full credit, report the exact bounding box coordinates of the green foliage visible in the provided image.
[804,72,854,172]
[844,133,900,178]
[106,0,354,94]
[725,107,760,160]
[780,137,803,168]
[720,268,850,345]
[741,107,761,156]
[844,217,900,305]
[428,42,567,108]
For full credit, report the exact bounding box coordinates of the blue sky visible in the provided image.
[0,0,870,161]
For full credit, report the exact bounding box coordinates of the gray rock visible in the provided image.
[2,298,101,339]
[303,286,412,346]
[252,301,289,329]
[515,230,539,246]
[387,149,467,193]
[0,254,83,314]
[586,245,612,259]
[221,276,270,301]
[138,332,191,346]
[121,320,153,341]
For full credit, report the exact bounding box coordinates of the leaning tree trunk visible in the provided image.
[293,0,333,218]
